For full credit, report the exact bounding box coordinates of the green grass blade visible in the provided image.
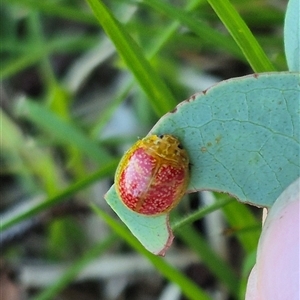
[1,50,43,80]
[140,0,243,60]
[172,197,234,230]
[1,36,97,79]
[3,0,97,25]
[85,0,177,116]
[16,99,111,163]
[175,224,239,297]
[221,197,261,253]
[206,0,276,72]
[0,159,118,231]
[90,80,135,138]
[32,234,117,300]
[92,204,212,300]
[2,34,96,54]
[1,109,64,194]
[144,0,206,56]
[90,0,205,137]
[171,199,239,297]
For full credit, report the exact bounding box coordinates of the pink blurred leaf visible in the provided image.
[246,178,300,299]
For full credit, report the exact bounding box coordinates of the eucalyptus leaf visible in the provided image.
[284,0,300,71]
[105,185,173,255]
[106,72,300,254]
[150,72,300,208]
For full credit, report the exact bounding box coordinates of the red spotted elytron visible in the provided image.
[115,134,190,216]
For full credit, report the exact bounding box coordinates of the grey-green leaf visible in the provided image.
[284,0,300,71]
[150,72,300,207]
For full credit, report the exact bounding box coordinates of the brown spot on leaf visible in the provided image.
[170,106,178,113]
[186,94,197,102]
[215,135,222,143]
